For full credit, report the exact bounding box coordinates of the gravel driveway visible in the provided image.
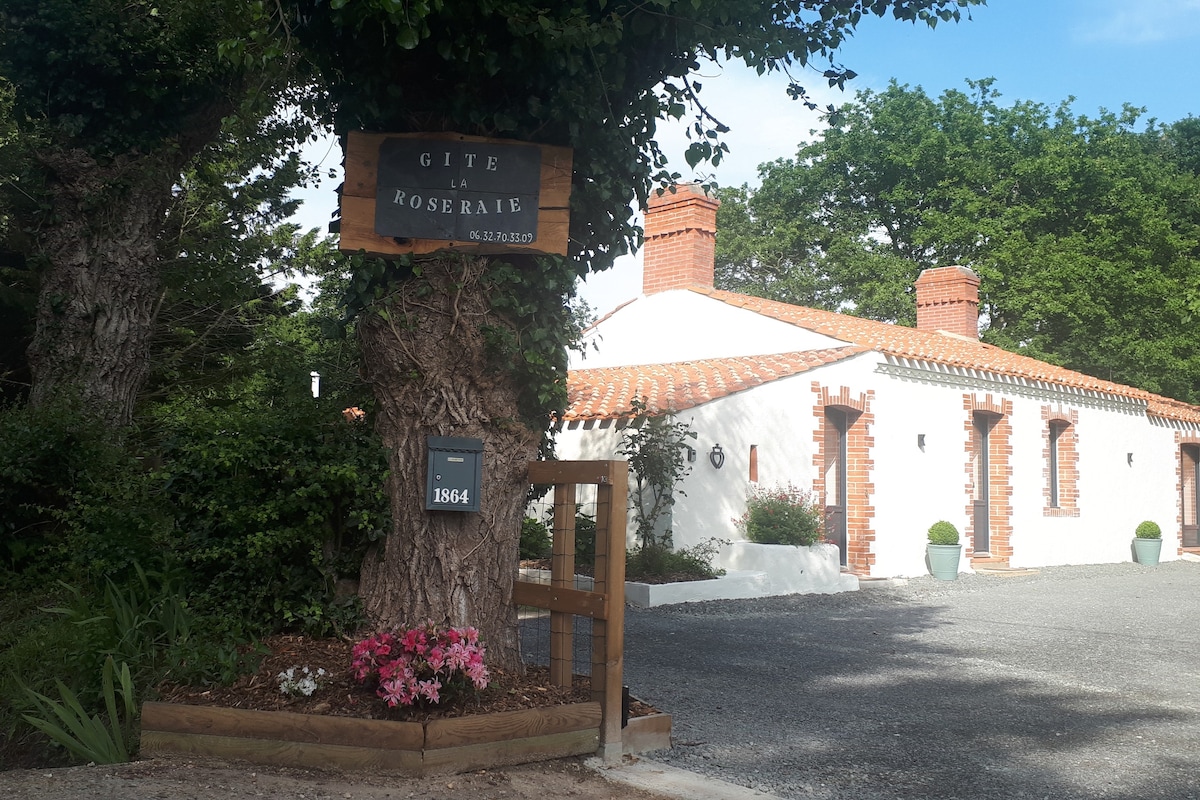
[623,560,1200,799]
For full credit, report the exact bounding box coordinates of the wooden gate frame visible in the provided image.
[513,460,627,761]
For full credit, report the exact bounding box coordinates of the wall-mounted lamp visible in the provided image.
[709,443,725,469]
[1127,452,1134,466]
[917,434,926,451]
[684,445,697,463]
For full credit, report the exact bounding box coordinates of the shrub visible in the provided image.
[0,400,156,583]
[519,517,551,559]
[617,400,695,549]
[625,537,727,583]
[1135,520,1162,539]
[928,520,960,545]
[736,483,823,546]
[149,396,387,634]
[573,509,597,564]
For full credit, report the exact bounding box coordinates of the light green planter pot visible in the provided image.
[1133,537,1162,566]
[927,544,962,580]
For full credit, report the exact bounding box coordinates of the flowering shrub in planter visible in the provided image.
[352,621,489,707]
[735,483,824,547]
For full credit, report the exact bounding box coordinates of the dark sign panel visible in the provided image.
[375,138,542,243]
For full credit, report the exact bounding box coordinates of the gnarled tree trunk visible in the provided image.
[27,148,189,427]
[356,254,540,670]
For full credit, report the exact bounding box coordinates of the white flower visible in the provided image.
[277,664,328,697]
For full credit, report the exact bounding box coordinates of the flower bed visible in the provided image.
[144,634,669,773]
[140,699,603,775]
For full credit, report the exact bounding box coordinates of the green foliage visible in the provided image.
[737,483,825,547]
[42,565,192,676]
[0,0,278,157]
[616,400,697,548]
[716,79,1200,402]
[927,520,960,545]
[148,395,386,633]
[0,298,387,636]
[296,0,980,284]
[572,509,597,565]
[1,564,262,767]
[297,0,981,451]
[20,656,136,764]
[520,516,551,559]
[0,400,146,578]
[1135,520,1162,540]
[626,538,727,583]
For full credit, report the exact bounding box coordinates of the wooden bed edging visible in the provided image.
[622,712,672,754]
[140,701,600,776]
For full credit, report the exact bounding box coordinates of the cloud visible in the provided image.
[1074,0,1200,44]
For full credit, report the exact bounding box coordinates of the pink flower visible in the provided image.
[351,623,489,705]
[380,678,409,707]
[418,679,441,704]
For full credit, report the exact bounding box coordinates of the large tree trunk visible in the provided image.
[26,148,182,427]
[357,254,541,670]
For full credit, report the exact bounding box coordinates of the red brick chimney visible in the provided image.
[914,266,980,339]
[642,183,719,295]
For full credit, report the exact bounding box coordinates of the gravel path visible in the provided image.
[623,560,1200,800]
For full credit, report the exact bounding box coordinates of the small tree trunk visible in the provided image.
[26,148,179,427]
[356,254,540,671]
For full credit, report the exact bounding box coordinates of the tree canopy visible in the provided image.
[715,80,1200,402]
[0,0,986,671]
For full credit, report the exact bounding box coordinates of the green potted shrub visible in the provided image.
[926,520,962,580]
[1133,520,1163,566]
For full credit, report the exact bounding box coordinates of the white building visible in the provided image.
[558,184,1200,578]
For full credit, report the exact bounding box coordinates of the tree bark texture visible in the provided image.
[356,255,541,671]
[25,147,184,427]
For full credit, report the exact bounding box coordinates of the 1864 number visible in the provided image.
[432,487,470,505]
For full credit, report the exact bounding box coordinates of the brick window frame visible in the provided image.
[812,384,876,575]
[963,394,1014,564]
[1042,406,1080,517]
[1177,433,1200,552]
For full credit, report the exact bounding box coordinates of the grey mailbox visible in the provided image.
[426,436,483,512]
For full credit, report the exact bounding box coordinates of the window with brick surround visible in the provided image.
[1182,445,1199,548]
[1042,408,1079,517]
[1049,421,1063,506]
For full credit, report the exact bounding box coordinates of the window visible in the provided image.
[1048,421,1065,508]
[1183,445,1199,548]
[1041,409,1078,517]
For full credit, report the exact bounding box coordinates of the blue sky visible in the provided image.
[293,1,1200,312]
[575,0,1200,312]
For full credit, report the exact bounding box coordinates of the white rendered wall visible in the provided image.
[865,371,978,577]
[573,290,845,369]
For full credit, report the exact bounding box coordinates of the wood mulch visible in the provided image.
[157,634,656,722]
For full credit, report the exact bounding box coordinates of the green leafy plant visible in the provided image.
[736,483,824,546]
[626,537,728,583]
[928,521,960,545]
[519,516,552,560]
[20,656,136,764]
[616,399,696,549]
[1135,520,1162,539]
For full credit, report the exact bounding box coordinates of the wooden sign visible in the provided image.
[341,131,572,258]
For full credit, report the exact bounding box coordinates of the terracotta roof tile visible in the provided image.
[567,287,1200,426]
[564,346,866,421]
[692,288,1200,425]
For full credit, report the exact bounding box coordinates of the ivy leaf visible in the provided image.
[395,26,420,49]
